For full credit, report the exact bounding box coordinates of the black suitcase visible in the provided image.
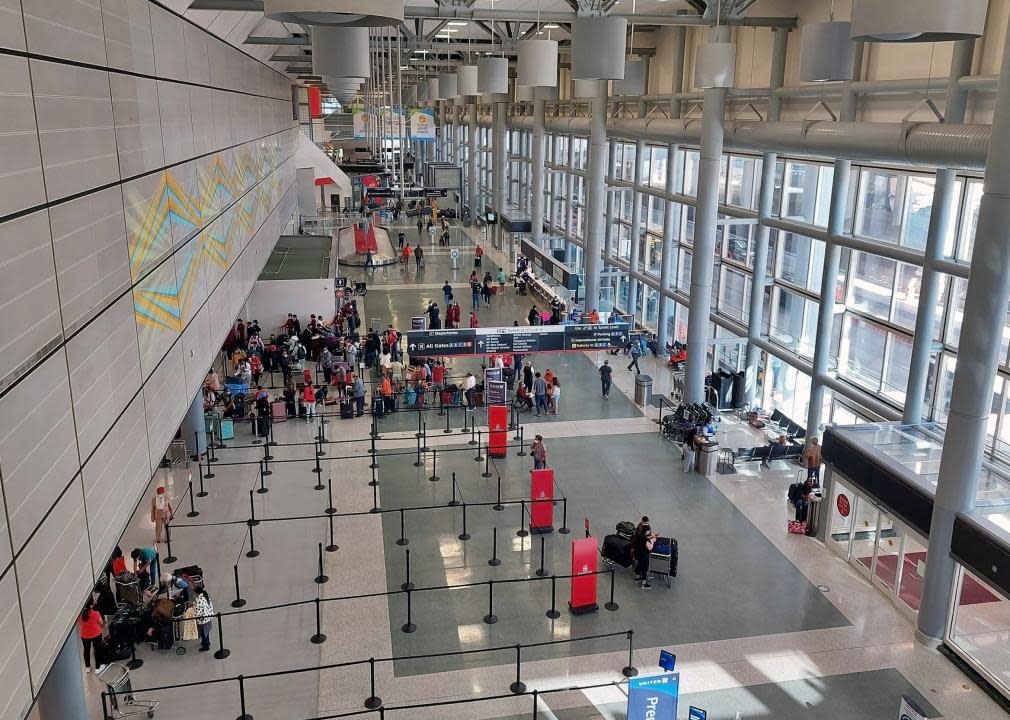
[257,416,269,436]
[616,521,635,538]
[602,533,633,568]
[340,398,354,419]
[372,396,385,419]
[156,622,174,650]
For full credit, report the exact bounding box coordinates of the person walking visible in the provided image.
[469,310,479,328]
[194,588,215,651]
[442,280,453,307]
[398,230,405,250]
[481,278,493,307]
[522,361,534,393]
[533,372,548,416]
[471,278,481,310]
[417,217,424,239]
[627,340,642,374]
[474,243,484,267]
[352,373,366,416]
[497,267,507,293]
[78,598,107,673]
[803,437,822,484]
[302,381,317,422]
[599,360,613,398]
[463,372,477,410]
[682,426,699,473]
[414,243,424,269]
[150,487,173,544]
[549,377,561,416]
[531,434,547,470]
[364,248,375,269]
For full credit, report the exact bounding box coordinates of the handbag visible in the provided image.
[787,520,807,535]
[180,607,198,641]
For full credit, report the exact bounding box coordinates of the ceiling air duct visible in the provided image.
[457,65,479,97]
[264,0,403,27]
[850,0,986,42]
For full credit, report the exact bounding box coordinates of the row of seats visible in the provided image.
[768,409,806,440]
[731,443,803,465]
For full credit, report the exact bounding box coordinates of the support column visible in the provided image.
[493,99,507,247]
[903,39,975,423]
[918,20,1010,641]
[657,142,680,351]
[627,138,646,316]
[565,135,575,241]
[744,26,788,406]
[181,388,207,458]
[37,632,88,720]
[468,100,478,211]
[684,28,729,403]
[805,41,863,437]
[603,140,618,300]
[583,80,608,313]
[531,97,547,247]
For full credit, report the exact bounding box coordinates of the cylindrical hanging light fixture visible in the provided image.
[850,0,986,42]
[615,58,645,95]
[515,84,534,102]
[478,56,509,95]
[572,78,598,98]
[694,42,736,89]
[416,79,429,102]
[571,16,627,80]
[428,77,440,100]
[535,86,558,101]
[312,26,370,78]
[438,72,458,99]
[264,0,403,26]
[517,39,558,87]
[799,21,853,82]
[457,65,479,96]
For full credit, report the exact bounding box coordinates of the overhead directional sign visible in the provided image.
[406,323,629,357]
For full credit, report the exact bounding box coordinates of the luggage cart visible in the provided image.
[99,663,159,718]
[648,536,677,588]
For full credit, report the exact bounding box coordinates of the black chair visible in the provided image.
[770,409,784,425]
[794,426,806,440]
[734,447,755,463]
[752,446,771,463]
[767,444,787,463]
[785,421,800,436]
[784,445,803,459]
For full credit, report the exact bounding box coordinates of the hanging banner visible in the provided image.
[530,469,555,533]
[308,87,322,118]
[569,536,599,613]
[352,108,369,139]
[627,674,680,720]
[378,107,406,139]
[408,107,437,141]
[488,403,508,458]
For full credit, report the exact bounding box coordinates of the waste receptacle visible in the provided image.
[698,440,719,475]
[634,375,653,406]
[806,493,822,537]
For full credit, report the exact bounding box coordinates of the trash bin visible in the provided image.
[806,493,822,537]
[634,375,653,406]
[698,440,719,475]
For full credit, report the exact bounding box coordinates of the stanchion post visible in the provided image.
[248,490,259,526]
[326,513,338,552]
[268,416,276,447]
[469,423,478,446]
[326,478,336,515]
[488,526,501,566]
[535,535,548,577]
[448,471,459,506]
[461,406,469,433]
[428,448,439,482]
[482,446,492,478]
[558,497,571,534]
[311,597,327,644]
[204,450,215,479]
[263,436,273,464]
[474,430,483,459]
[246,524,259,558]
[494,474,503,511]
[400,547,415,591]
[370,481,380,513]
[369,463,379,487]
[315,542,329,584]
[364,658,382,709]
[164,523,177,564]
[413,435,423,467]
[126,639,143,670]
[401,588,417,633]
[396,508,408,546]
[213,613,230,659]
[483,579,498,624]
[532,689,539,719]
[369,433,379,469]
[257,461,269,494]
[458,502,470,541]
[421,420,429,453]
[605,566,620,611]
[316,437,325,457]
[261,444,272,476]
[513,414,521,440]
[415,411,423,439]
[546,575,560,619]
[516,500,529,538]
[231,564,246,608]
[509,644,526,694]
[622,629,638,677]
[517,426,526,456]
[186,481,200,517]
[444,405,452,434]
[313,449,322,476]
[197,458,208,498]
[235,674,251,720]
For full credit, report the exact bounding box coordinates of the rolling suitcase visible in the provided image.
[601,533,633,568]
[271,401,286,423]
[340,398,354,419]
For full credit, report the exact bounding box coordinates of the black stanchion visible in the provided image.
[516,501,529,538]
[369,433,379,469]
[517,426,526,456]
[326,513,338,552]
[204,451,215,480]
[311,597,327,644]
[259,442,272,475]
[532,689,539,718]
[622,630,638,677]
[469,423,478,446]
[483,579,498,624]
[535,535,548,577]
[558,497,571,535]
[364,658,382,709]
[370,481,380,513]
[214,613,230,659]
[312,450,322,475]
[474,430,483,460]
[231,564,246,608]
[413,435,423,467]
[315,542,329,584]
[415,411,423,439]
[248,490,259,526]
[420,421,429,452]
[657,395,665,429]
[509,644,526,694]
[401,588,417,633]
[370,412,381,440]
[488,527,501,567]
[195,432,211,490]
[400,547,415,591]
[444,405,452,434]
[251,415,262,445]
[316,437,325,457]
[126,640,143,670]
[235,674,252,720]
[481,446,492,478]
[369,463,379,487]
[448,471,460,506]
[196,458,208,498]
[546,575,560,619]
[458,502,470,541]
[246,525,259,558]
[396,508,408,546]
[268,417,276,448]
[186,481,200,517]
[209,436,220,461]
[326,478,336,515]
[493,474,504,511]
[257,461,269,494]
[164,524,177,564]
[428,448,439,482]
[461,407,469,434]
[605,566,620,611]
[513,414,521,441]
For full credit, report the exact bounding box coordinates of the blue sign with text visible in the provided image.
[627,673,680,720]
[659,650,676,672]
[688,707,707,720]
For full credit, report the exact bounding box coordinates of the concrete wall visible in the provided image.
[245,279,337,336]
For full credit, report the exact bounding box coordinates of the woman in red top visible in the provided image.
[302,382,316,422]
[78,598,106,672]
[469,311,479,328]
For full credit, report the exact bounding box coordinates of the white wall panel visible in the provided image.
[0,55,45,218]
[30,60,119,203]
[66,293,142,459]
[190,86,217,157]
[0,0,25,51]
[143,342,188,469]
[157,80,195,166]
[22,0,107,66]
[102,0,156,75]
[49,186,131,334]
[133,255,180,379]
[167,160,201,247]
[211,88,234,149]
[122,171,171,282]
[181,304,213,399]
[17,484,93,692]
[81,394,150,573]
[183,20,211,86]
[0,210,62,386]
[110,74,166,178]
[0,572,31,720]
[149,3,187,81]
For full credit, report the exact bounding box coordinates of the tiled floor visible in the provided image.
[80,220,1006,720]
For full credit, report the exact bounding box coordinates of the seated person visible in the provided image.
[514,383,533,410]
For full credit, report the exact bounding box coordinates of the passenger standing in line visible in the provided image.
[471,278,481,310]
[150,486,173,544]
[78,598,106,673]
[632,520,656,590]
[803,437,822,483]
[522,361,535,393]
[353,374,366,416]
[194,588,215,652]
[549,377,561,416]
[533,372,548,416]
[463,372,477,410]
[599,360,613,399]
[531,435,547,470]
[627,340,642,374]
[302,381,317,422]
[320,347,333,384]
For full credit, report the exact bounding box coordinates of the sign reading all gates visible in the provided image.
[569,536,599,614]
[530,469,554,533]
[406,328,475,355]
[406,323,630,357]
[488,404,508,458]
[627,673,680,720]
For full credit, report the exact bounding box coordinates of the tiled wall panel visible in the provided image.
[0,0,25,51]
[101,0,156,75]
[22,0,107,66]
[149,3,187,81]
[157,80,195,165]
[142,342,188,469]
[0,55,45,217]
[110,74,166,177]
[0,573,30,720]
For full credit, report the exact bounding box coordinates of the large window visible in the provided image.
[727,155,762,209]
[780,161,833,226]
[647,146,668,188]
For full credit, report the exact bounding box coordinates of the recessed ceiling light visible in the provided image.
[414,49,430,54]
[400,65,410,70]
[543,23,559,29]
[440,28,460,33]
[448,20,468,26]
[537,30,544,34]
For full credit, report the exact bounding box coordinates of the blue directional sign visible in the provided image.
[627,673,679,720]
[688,707,707,720]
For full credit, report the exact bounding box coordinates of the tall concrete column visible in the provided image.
[657,142,680,350]
[918,18,1010,641]
[744,26,788,406]
[583,80,608,313]
[565,135,575,241]
[531,97,547,246]
[627,139,646,316]
[180,388,207,457]
[805,42,863,437]
[468,100,478,210]
[493,100,507,248]
[37,632,88,720]
[903,39,975,423]
[603,140,618,302]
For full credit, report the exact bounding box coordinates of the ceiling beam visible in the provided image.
[423,19,450,42]
[402,6,795,27]
[270,53,311,62]
[246,35,309,45]
[188,0,263,9]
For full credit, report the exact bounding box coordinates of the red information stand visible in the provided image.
[569,536,599,614]
[488,405,508,458]
[530,469,555,533]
